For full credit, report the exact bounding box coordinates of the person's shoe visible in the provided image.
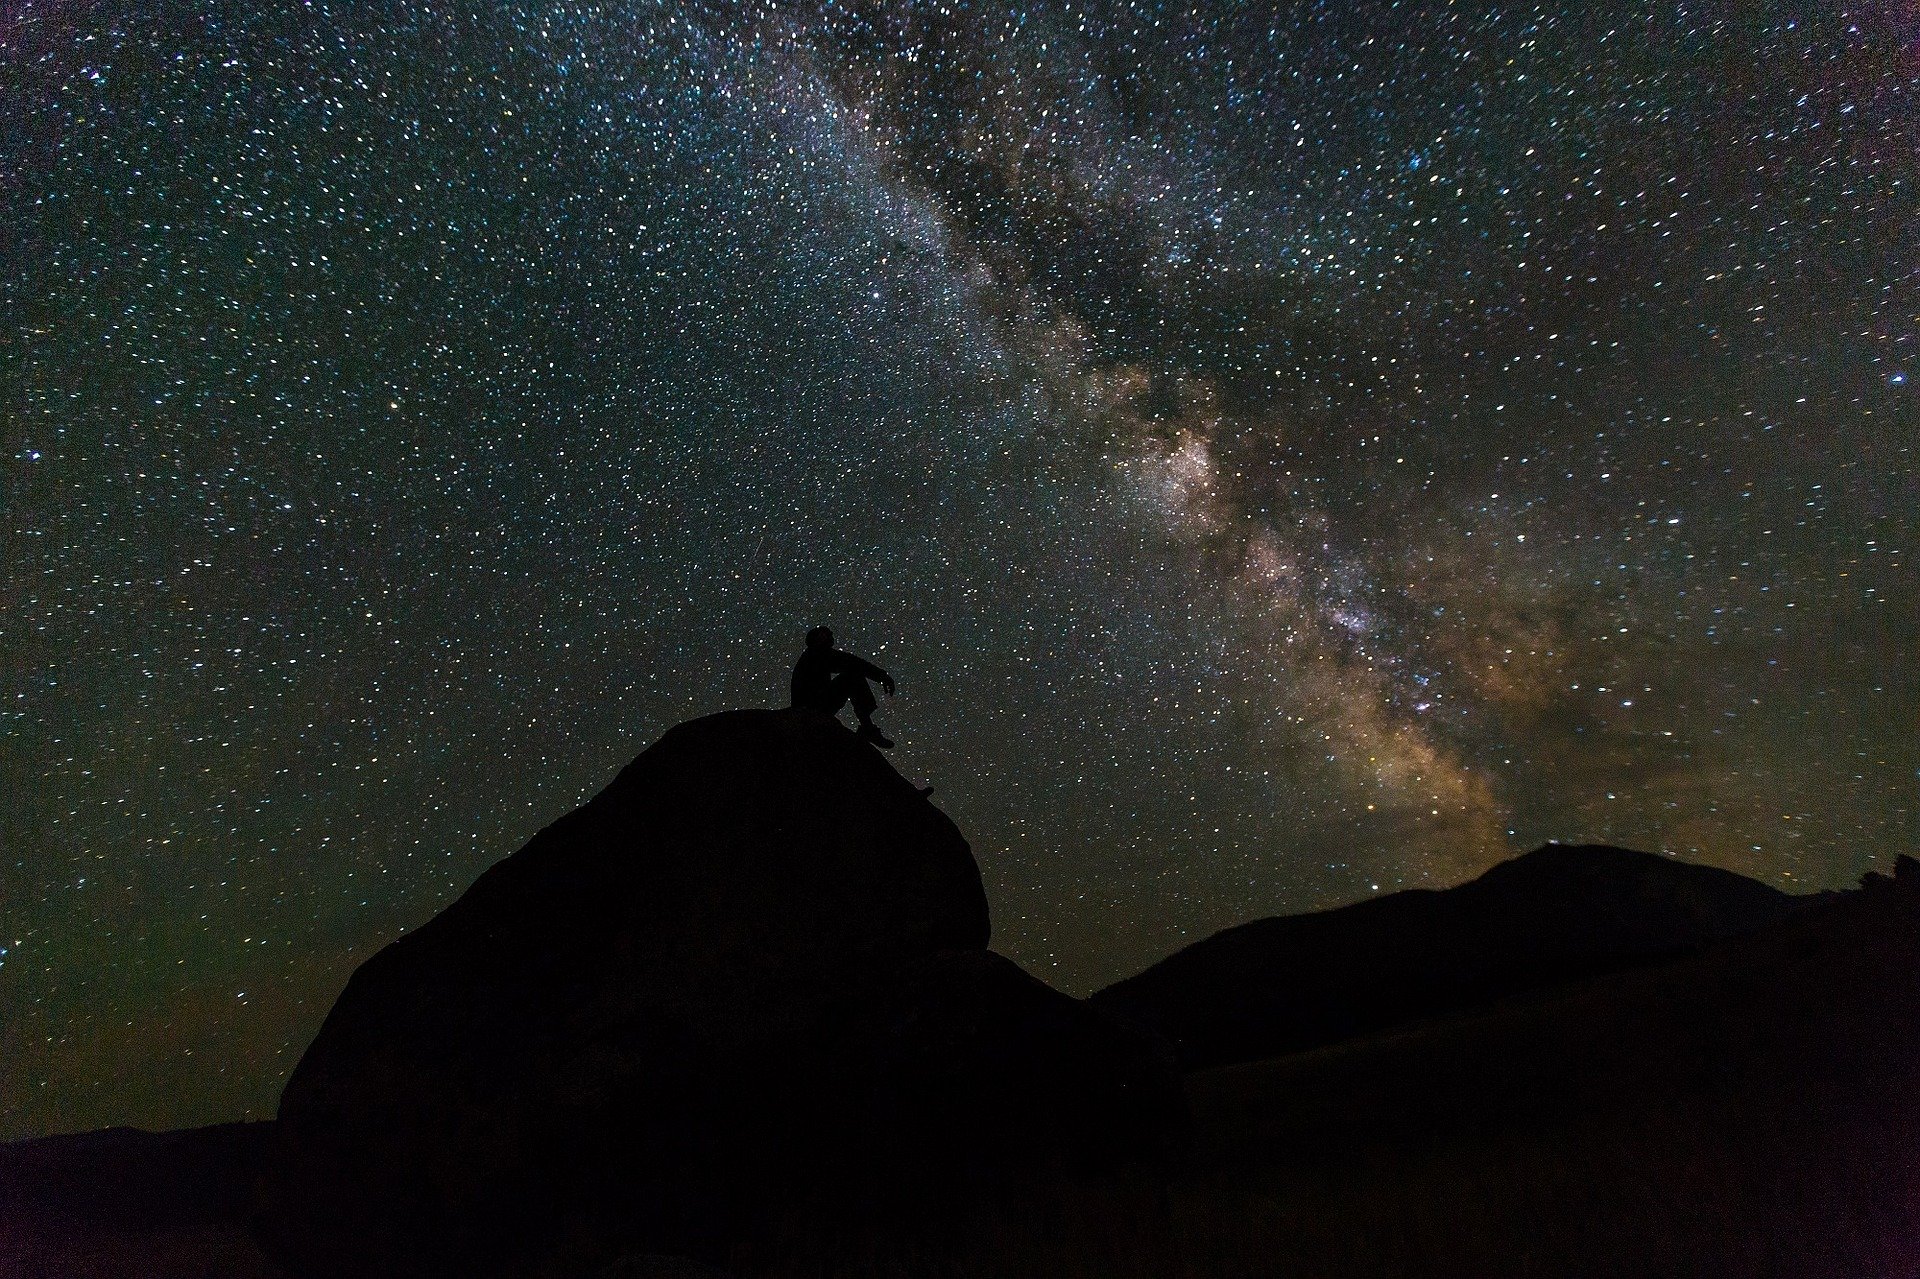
[858,722,894,750]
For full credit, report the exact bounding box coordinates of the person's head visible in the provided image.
[805,625,834,651]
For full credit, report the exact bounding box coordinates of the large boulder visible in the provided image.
[258,710,1174,1278]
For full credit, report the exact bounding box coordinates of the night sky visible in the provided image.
[3,0,1914,1139]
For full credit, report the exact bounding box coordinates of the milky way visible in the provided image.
[3,0,1915,1136]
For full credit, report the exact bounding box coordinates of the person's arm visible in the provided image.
[839,651,895,695]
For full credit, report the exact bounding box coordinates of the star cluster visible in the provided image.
[3,0,1914,1137]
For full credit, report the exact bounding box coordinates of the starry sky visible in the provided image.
[3,0,1914,1138]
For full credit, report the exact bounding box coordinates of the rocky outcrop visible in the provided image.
[258,710,1176,1279]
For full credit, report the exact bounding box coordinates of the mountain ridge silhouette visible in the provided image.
[1092,838,1817,1070]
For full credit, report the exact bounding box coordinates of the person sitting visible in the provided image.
[790,625,896,749]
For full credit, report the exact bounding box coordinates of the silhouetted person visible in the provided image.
[791,626,896,749]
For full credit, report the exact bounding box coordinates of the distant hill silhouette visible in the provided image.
[257,709,1177,1279]
[1093,842,1815,1070]
[1174,859,1920,1278]
[0,1123,281,1279]
[10,712,1920,1279]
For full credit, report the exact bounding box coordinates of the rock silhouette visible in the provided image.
[1094,842,1813,1070]
[15,838,1920,1278]
[257,709,1176,1279]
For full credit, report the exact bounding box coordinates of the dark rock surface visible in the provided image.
[1094,842,1813,1070]
[595,1256,734,1279]
[258,709,1174,1279]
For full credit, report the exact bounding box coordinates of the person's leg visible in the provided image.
[833,673,891,747]
[845,675,877,724]
[818,672,862,717]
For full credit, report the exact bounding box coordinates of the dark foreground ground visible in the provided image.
[10,870,1920,1279]
[0,1122,284,1279]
